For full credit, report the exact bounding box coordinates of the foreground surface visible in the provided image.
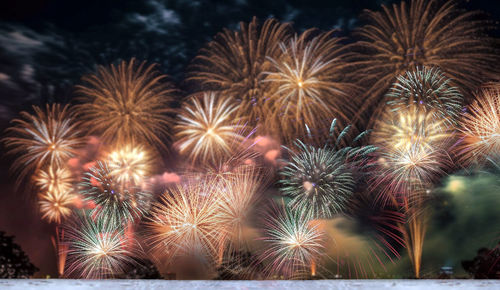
[1,280,499,290]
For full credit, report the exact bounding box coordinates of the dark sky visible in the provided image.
[0,0,499,277]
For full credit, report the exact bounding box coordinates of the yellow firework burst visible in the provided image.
[39,189,75,224]
[76,58,174,149]
[175,92,246,164]
[35,165,73,194]
[372,107,452,200]
[3,104,83,185]
[147,178,222,264]
[107,144,151,186]
[457,87,500,166]
[189,17,291,129]
[263,29,354,144]
[351,0,499,125]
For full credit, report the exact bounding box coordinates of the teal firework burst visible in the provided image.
[279,119,377,218]
[64,212,137,278]
[80,161,151,224]
[386,66,463,125]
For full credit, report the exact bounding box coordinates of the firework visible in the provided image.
[107,144,151,186]
[175,92,246,164]
[457,87,500,166]
[189,17,291,129]
[64,212,136,278]
[35,165,73,194]
[3,104,83,185]
[386,66,463,125]
[280,119,377,219]
[147,178,222,265]
[372,107,452,200]
[263,29,354,144]
[38,189,75,224]
[80,161,151,224]
[351,0,499,125]
[76,58,174,149]
[259,201,326,279]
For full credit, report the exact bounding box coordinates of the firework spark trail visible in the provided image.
[76,58,175,150]
[263,29,355,145]
[350,0,499,126]
[64,212,137,279]
[175,92,247,165]
[259,201,326,279]
[3,104,84,186]
[457,86,500,166]
[386,66,463,126]
[189,17,292,129]
[35,165,74,194]
[80,161,152,225]
[280,119,377,219]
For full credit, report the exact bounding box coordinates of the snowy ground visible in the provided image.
[0,280,499,290]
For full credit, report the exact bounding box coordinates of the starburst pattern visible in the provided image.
[259,201,326,279]
[80,161,151,224]
[457,87,500,166]
[3,104,83,185]
[351,0,499,125]
[38,189,75,224]
[76,58,174,149]
[386,66,463,125]
[175,92,246,164]
[107,144,151,186]
[263,29,355,144]
[64,212,136,278]
[189,17,291,129]
[35,165,73,194]
[280,119,376,218]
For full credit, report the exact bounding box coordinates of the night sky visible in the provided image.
[1,0,499,277]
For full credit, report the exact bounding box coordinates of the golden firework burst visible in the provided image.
[189,17,292,129]
[35,165,73,194]
[263,29,355,144]
[175,92,246,164]
[76,58,175,150]
[3,104,84,185]
[107,144,151,186]
[351,0,499,125]
[39,189,75,224]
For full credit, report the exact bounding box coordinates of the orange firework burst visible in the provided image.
[76,58,175,150]
[457,86,500,166]
[351,0,499,125]
[3,104,84,185]
[39,189,75,224]
[147,178,222,265]
[189,17,291,129]
[263,29,355,144]
[175,92,246,165]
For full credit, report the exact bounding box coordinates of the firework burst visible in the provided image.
[76,58,174,149]
[147,178,222,265]
[280,119,377,219]
[107,144,151,186]
[3,104,83,185]
[175,92,246,164]
[259,201,326,279]
[35,165,73,194]
[263,29,354,144]
[386,66,463,125]
[457,87,500,166]
[38,189,75,224]
[189,17,291,128]
[80,161,151,224]
[351,0,499,125]
[64,212,136,278]
[372,106,453,202]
